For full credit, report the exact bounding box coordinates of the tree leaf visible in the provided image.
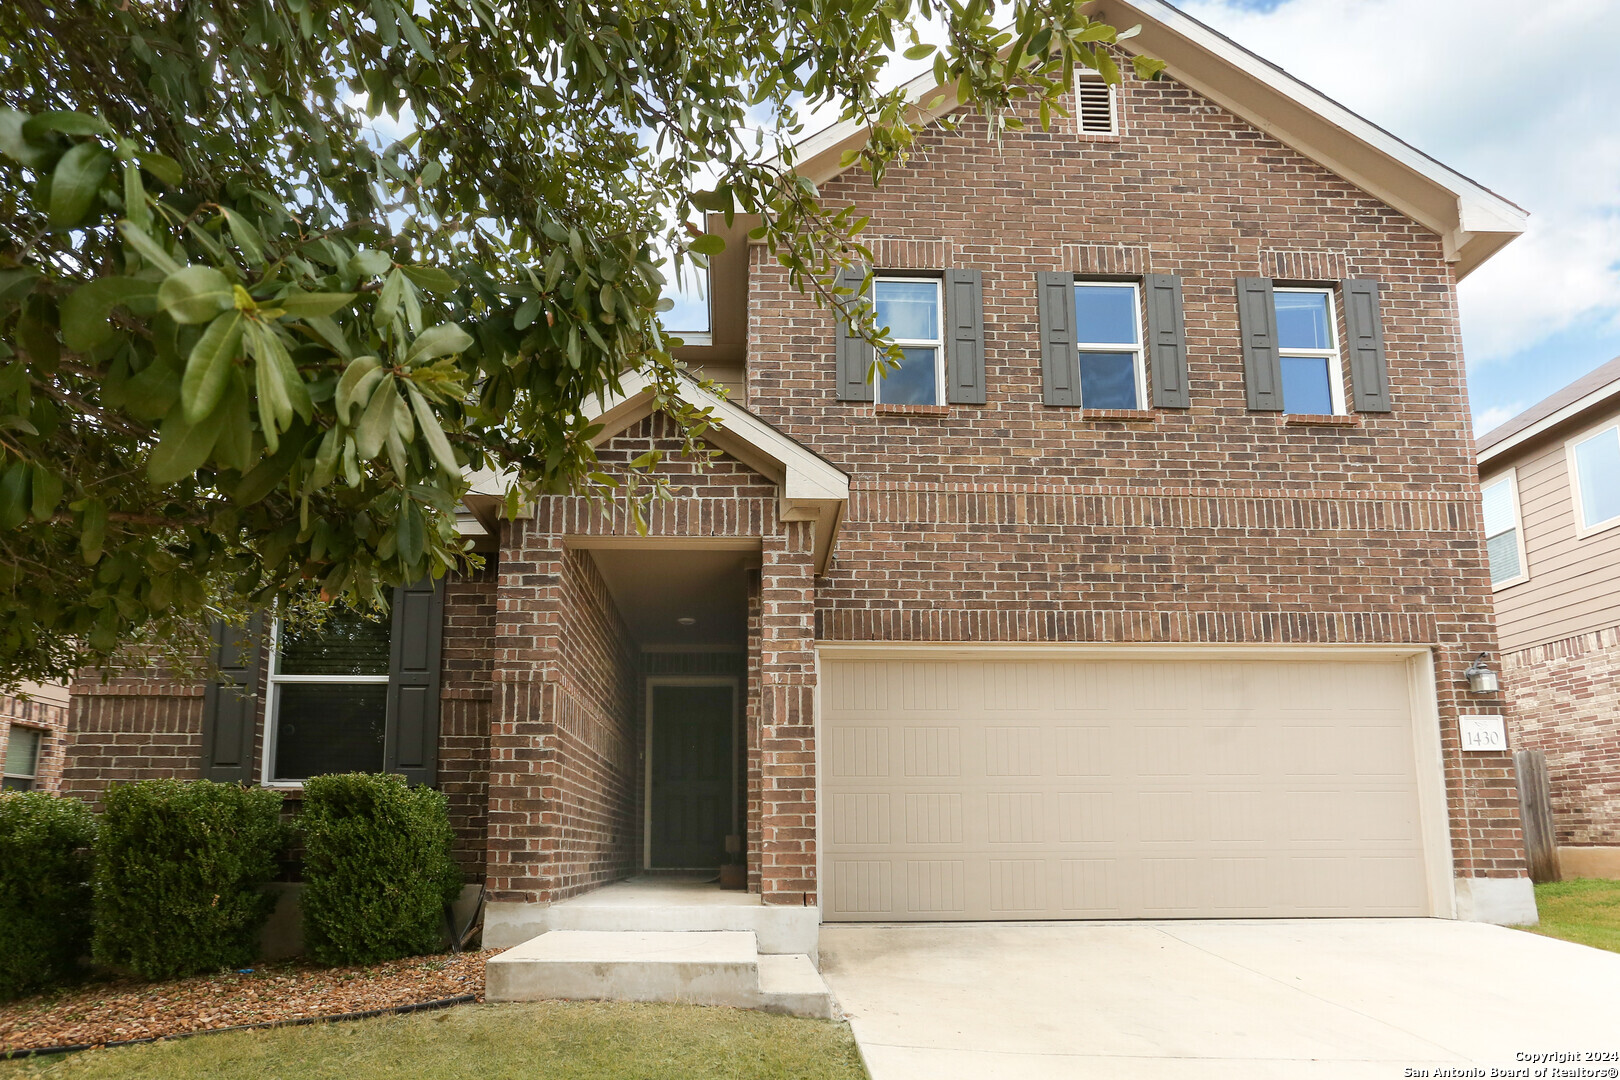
[405,322,473,365]
[48,141,114,227]
[903,43,936,59]
[400,265,458,294]
[180,311,243,422]
[220,207,267,266]
[157,266,233,324]
[354,373,397,460]
[406,381,459,475]
[0,461,29,530]
[397,496,424,564]
[147,400,228,485]
[348,249,392,278]
[336,355,383,424]
[29,464,63,521]
[60,277,156,353]
[688,233,725,256]
[0,109,51,168]
[136,151,182,187]
[117,220,183,275]
[213,371,254,472]
[276,291,356,318]
[23,111,111,138]
[80,497,107,564]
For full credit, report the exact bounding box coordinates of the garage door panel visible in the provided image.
[824,656,1432,921]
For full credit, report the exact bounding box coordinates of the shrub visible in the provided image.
[92,779,288,980]
[0,792,97,999]
[299,773,464,966]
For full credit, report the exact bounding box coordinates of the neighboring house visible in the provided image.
[1477,357,1620,880]
[61,0,1540,947]
[1,682,69,794]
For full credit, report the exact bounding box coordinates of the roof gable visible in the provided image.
[1477,356,1620,465]
[782,0,1525,279]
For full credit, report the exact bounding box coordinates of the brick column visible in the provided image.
[758,520,819,905]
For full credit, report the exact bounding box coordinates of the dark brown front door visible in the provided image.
[649,683,735,869]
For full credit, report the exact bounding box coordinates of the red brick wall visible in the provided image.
[1,689,70,794]
[741,69,1522,879]
[59,570,497,878]
[1505,625,1620,846]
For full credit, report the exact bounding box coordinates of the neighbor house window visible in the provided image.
[1073,281,1146,409]
[263,608,391,783]
[1569,423,1620,535]
[1274,287,1345,415]
[872,277,943,405]
[2,726,41,792]
[1481,472,1527,588]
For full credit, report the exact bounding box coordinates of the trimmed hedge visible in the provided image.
[92,779,288,980]
[299,773,464,966]
[0,792,97,999]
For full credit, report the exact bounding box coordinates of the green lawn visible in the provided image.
[0,1001,869,1080]
[1521,878,1620,954]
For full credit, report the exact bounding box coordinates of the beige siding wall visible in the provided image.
[1489,404,1620,653]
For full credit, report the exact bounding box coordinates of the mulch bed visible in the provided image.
[0,949,498,1054]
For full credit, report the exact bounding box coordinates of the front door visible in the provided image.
[649,683,735,868]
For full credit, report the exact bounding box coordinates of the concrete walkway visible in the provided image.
[819,919,1620,1079]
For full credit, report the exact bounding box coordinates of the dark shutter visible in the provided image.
[1342,278,1392,413]
[1036,271,1079,406]
[200,615,264,783]
[1144,274,1190,409]
[944,269,986,405]
[385,577,445,785]
[1236,277,1283,411]
[834,265,873,402]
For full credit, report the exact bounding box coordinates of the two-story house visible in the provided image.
[60,0,1537,969]
[1478,357,1620,880]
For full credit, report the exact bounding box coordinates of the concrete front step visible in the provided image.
[485,930,837,1019]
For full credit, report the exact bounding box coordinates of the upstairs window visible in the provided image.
[872,277,943,406]
[1569,423,1620,536]
[1073,282,1145,409]
[1077,78,1118,134]
[264,608,392,782]
[1481,472,1527,588]
[2,725,41,792]
[1274,287,1345,415]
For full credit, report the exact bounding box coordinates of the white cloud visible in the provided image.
[1175,0,1620,367]
[1471,401,1526,435]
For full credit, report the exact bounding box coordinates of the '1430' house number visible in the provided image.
[1459,714,1507,753]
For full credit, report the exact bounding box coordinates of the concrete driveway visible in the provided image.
[819,920,1620,1079]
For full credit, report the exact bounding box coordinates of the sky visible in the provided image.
[1170,0,1620,433]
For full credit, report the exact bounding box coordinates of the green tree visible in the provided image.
[0,0,1161,685]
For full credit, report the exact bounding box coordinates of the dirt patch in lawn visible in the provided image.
[0,950,497,1054]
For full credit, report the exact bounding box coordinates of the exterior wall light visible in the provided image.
[1463,653,1499,693]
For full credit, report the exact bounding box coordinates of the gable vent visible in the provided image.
[1077,78,1117,134]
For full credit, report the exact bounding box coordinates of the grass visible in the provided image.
[0,1001,869,1080]
[1520,878,1620,954]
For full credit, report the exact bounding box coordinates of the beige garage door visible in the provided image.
[822,655,1432,921]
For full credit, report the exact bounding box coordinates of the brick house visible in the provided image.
[2,682,69,794]
[1477,357,1620,880]
[62,0,1540,949]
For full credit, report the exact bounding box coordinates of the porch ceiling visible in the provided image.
[588,546,756,648]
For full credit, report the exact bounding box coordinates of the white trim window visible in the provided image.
[1073,281,1147,410]
[2,724,42,792]
[1481,470,1528,589]
[1274,287,1346,415]
[1076,77,1119,135]
[261,608,392,785]
[1568,422,1620,537]
[872,276,944,406]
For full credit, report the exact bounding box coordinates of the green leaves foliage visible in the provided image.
[0,793,97,1000]
[0,0,1146,686]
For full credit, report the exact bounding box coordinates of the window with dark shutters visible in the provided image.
[1342,279,1392,413]
[1236,277,1284,411]
[1143,274,1191,409]
[834,265,874,402]
[1036,271,1081,406]
[384,578,445,786]
[944,269,987,404]
[200,616,265,784]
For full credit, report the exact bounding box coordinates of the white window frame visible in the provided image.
[1565,420,1620,539]
[259,617,392,788]
[1076,76,1120,135]
[2,724,42,791]
[1073,280,1148,410]
[1274,286,1347,416]
[1481,468,1529,591]
[872,275,945,406]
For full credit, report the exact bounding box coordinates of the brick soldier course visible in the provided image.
[59,6,1536,929]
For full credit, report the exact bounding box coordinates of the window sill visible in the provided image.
[1074,131,1124,143]
[1284,413,1359,427]
[1079,408,1157,423]
[873,403,951,417]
